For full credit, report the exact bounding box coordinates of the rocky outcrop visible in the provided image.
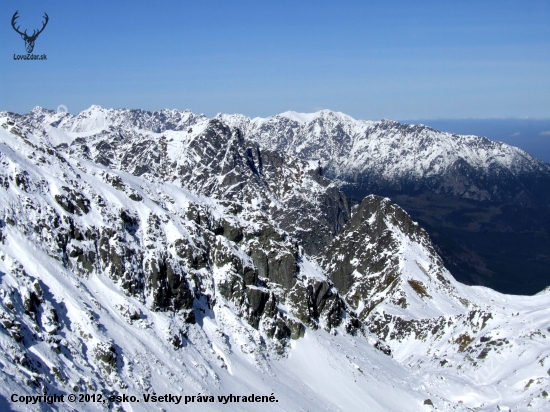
[322,195,434,310]
[0,116,356,349]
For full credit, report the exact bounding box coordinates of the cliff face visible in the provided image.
[220,109,550,295]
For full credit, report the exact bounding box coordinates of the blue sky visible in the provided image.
[1,0,549,120]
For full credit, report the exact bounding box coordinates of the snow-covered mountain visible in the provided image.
[1,108,549,411]
[10,106,549,204]
[219,110,550,205]
[214,109,550,295]
[14,105,547,294]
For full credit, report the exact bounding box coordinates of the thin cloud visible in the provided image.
[540,131,550,136]
[511,132,521,137]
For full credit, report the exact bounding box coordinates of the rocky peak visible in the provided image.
[322,195,464,320]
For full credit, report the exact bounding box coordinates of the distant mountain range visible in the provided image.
[219,110,550,204]
[400,118,550,164]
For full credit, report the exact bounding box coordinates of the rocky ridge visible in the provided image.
[215,109,550,295]
[219,110,550,204]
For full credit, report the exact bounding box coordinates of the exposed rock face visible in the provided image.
[320,195,467,319]
[218,110,550,295]
[93,341,117,374]
[323,195,435,304]
[58,118,352,257]
[0,115,356,355]
[287,278,345,330]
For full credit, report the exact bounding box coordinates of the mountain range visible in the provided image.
[16,105,550,293]
[0,106,549,411]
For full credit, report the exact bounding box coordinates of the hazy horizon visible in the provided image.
[2,0,548,160]
[2,0,549,120]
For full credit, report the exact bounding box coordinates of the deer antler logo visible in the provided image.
[11,11,49,54]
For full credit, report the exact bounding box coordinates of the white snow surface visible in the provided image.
[0,111,549,411]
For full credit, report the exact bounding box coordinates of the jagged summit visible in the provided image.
[278,110,318,123]
[275,109,366,126]
[7,105,548,189]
